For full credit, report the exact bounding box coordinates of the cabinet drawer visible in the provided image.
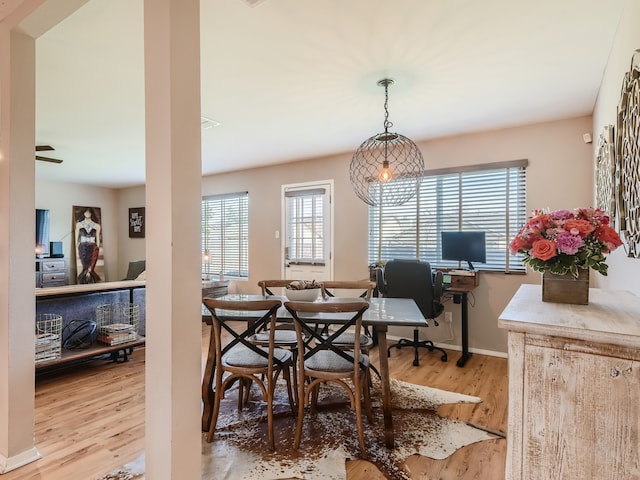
[41,260,65,272]
[451,274,478,289]
[42,272,67,284]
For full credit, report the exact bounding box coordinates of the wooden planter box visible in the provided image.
[542,269,590,305]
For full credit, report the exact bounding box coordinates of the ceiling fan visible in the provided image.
[35,145,63,164]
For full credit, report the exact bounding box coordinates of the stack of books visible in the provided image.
[35,332,61,363]
[98,323,137,346]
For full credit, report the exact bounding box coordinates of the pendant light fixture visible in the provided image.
[349,78,424,207]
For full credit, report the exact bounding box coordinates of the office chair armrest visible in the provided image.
[433,270,443,301]
[432,270,445,318]
[375,268,387,296]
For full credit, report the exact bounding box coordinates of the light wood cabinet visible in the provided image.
[499,285,640,480]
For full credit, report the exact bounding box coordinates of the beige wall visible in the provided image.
[116,115,593,355]
[116,186,146,278]
[35,180,119,282]
[37,117,596,356]
[34,179,144,282]
[592,0,640,295]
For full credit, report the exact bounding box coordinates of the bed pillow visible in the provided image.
[126,260,146,280]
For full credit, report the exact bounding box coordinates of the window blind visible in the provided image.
[285,188,326,265]
[368,160,528,272]
[202,192,249,279]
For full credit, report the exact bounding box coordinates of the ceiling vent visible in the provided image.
[239,0,269,7]
[201,116,221,130]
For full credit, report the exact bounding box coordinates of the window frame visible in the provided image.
[201,191,249,280]
[368,159,528,273]
[284,187,327,265]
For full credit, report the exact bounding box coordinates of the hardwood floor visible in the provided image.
[4,324,507,479]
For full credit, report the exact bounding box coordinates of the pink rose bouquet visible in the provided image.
[509,207,623,277]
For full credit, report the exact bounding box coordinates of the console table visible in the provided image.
[498,285,640,480]
[36,281,146,370]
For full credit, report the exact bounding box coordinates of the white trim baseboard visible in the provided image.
[0,446,41,473]
[386,334,508,359]
[437,342,508,359]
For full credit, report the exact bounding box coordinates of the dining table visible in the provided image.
[201,294,427,449]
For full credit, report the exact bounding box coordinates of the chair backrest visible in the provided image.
[377,259,444,319]
[284,299,370,369]
[202,297,285,369]
[321,280,375,299]
[258,279,302,296]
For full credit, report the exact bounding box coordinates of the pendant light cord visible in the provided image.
[383,82,393,134]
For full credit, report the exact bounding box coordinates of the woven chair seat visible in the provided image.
[252,330,298,344]
[305,350,369,372]
[224,345,291,368]
[326,332,373,348]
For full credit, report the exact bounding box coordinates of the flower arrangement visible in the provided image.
[509,207,623,277]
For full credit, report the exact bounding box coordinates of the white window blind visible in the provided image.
[285,188,326,265]
[202,192,249,279]
[368,160,528,272]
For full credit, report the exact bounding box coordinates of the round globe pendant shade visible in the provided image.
[349,131,424,207]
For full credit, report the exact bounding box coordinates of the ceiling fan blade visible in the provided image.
[36,155,63,164]
[36,145,55,152]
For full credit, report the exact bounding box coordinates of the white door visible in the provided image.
[282,180,333,281]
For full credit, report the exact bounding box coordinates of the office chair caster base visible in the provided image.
[386,330,448,367]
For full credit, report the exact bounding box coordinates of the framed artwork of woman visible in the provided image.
[73,206,104,284]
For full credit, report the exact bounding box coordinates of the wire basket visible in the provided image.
[95,303,140,346]
[35,313,62,364]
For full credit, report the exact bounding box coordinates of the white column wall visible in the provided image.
[0,26,40,473]
[143,0,202,478]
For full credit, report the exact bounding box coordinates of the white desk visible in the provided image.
[202,295,426,448]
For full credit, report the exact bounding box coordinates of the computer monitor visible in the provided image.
[441,231,486,271]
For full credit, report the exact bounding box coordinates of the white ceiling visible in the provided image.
[33,0,625,188]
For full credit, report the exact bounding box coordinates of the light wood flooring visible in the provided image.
[4,324,507,479]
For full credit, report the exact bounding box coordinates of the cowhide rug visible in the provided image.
[99,378,499,480]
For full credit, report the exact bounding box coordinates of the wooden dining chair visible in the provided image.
[320,280,375,300]
[319,280,379,378]
[257,280,306,353]
[258,279,301,296]
[202,297,295,450]
[284,299,373,457]
[256,279,310,406]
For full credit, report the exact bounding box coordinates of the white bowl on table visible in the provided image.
[284,287,321,302]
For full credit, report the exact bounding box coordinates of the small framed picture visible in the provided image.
[129,207,145,238]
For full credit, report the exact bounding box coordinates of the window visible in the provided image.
[368,160,528,272]
[202,192,248,279]
[284,187,327,265]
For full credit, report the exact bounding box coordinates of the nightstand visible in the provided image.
[36,258,69,288]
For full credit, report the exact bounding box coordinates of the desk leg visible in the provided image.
[456,291,472,367]
[376,325,394,448]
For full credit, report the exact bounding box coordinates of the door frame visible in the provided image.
[280,179,334,280]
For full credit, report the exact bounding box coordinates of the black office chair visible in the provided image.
[377,259,447,367]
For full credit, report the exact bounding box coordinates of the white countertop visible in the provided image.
[498,284,640,348]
